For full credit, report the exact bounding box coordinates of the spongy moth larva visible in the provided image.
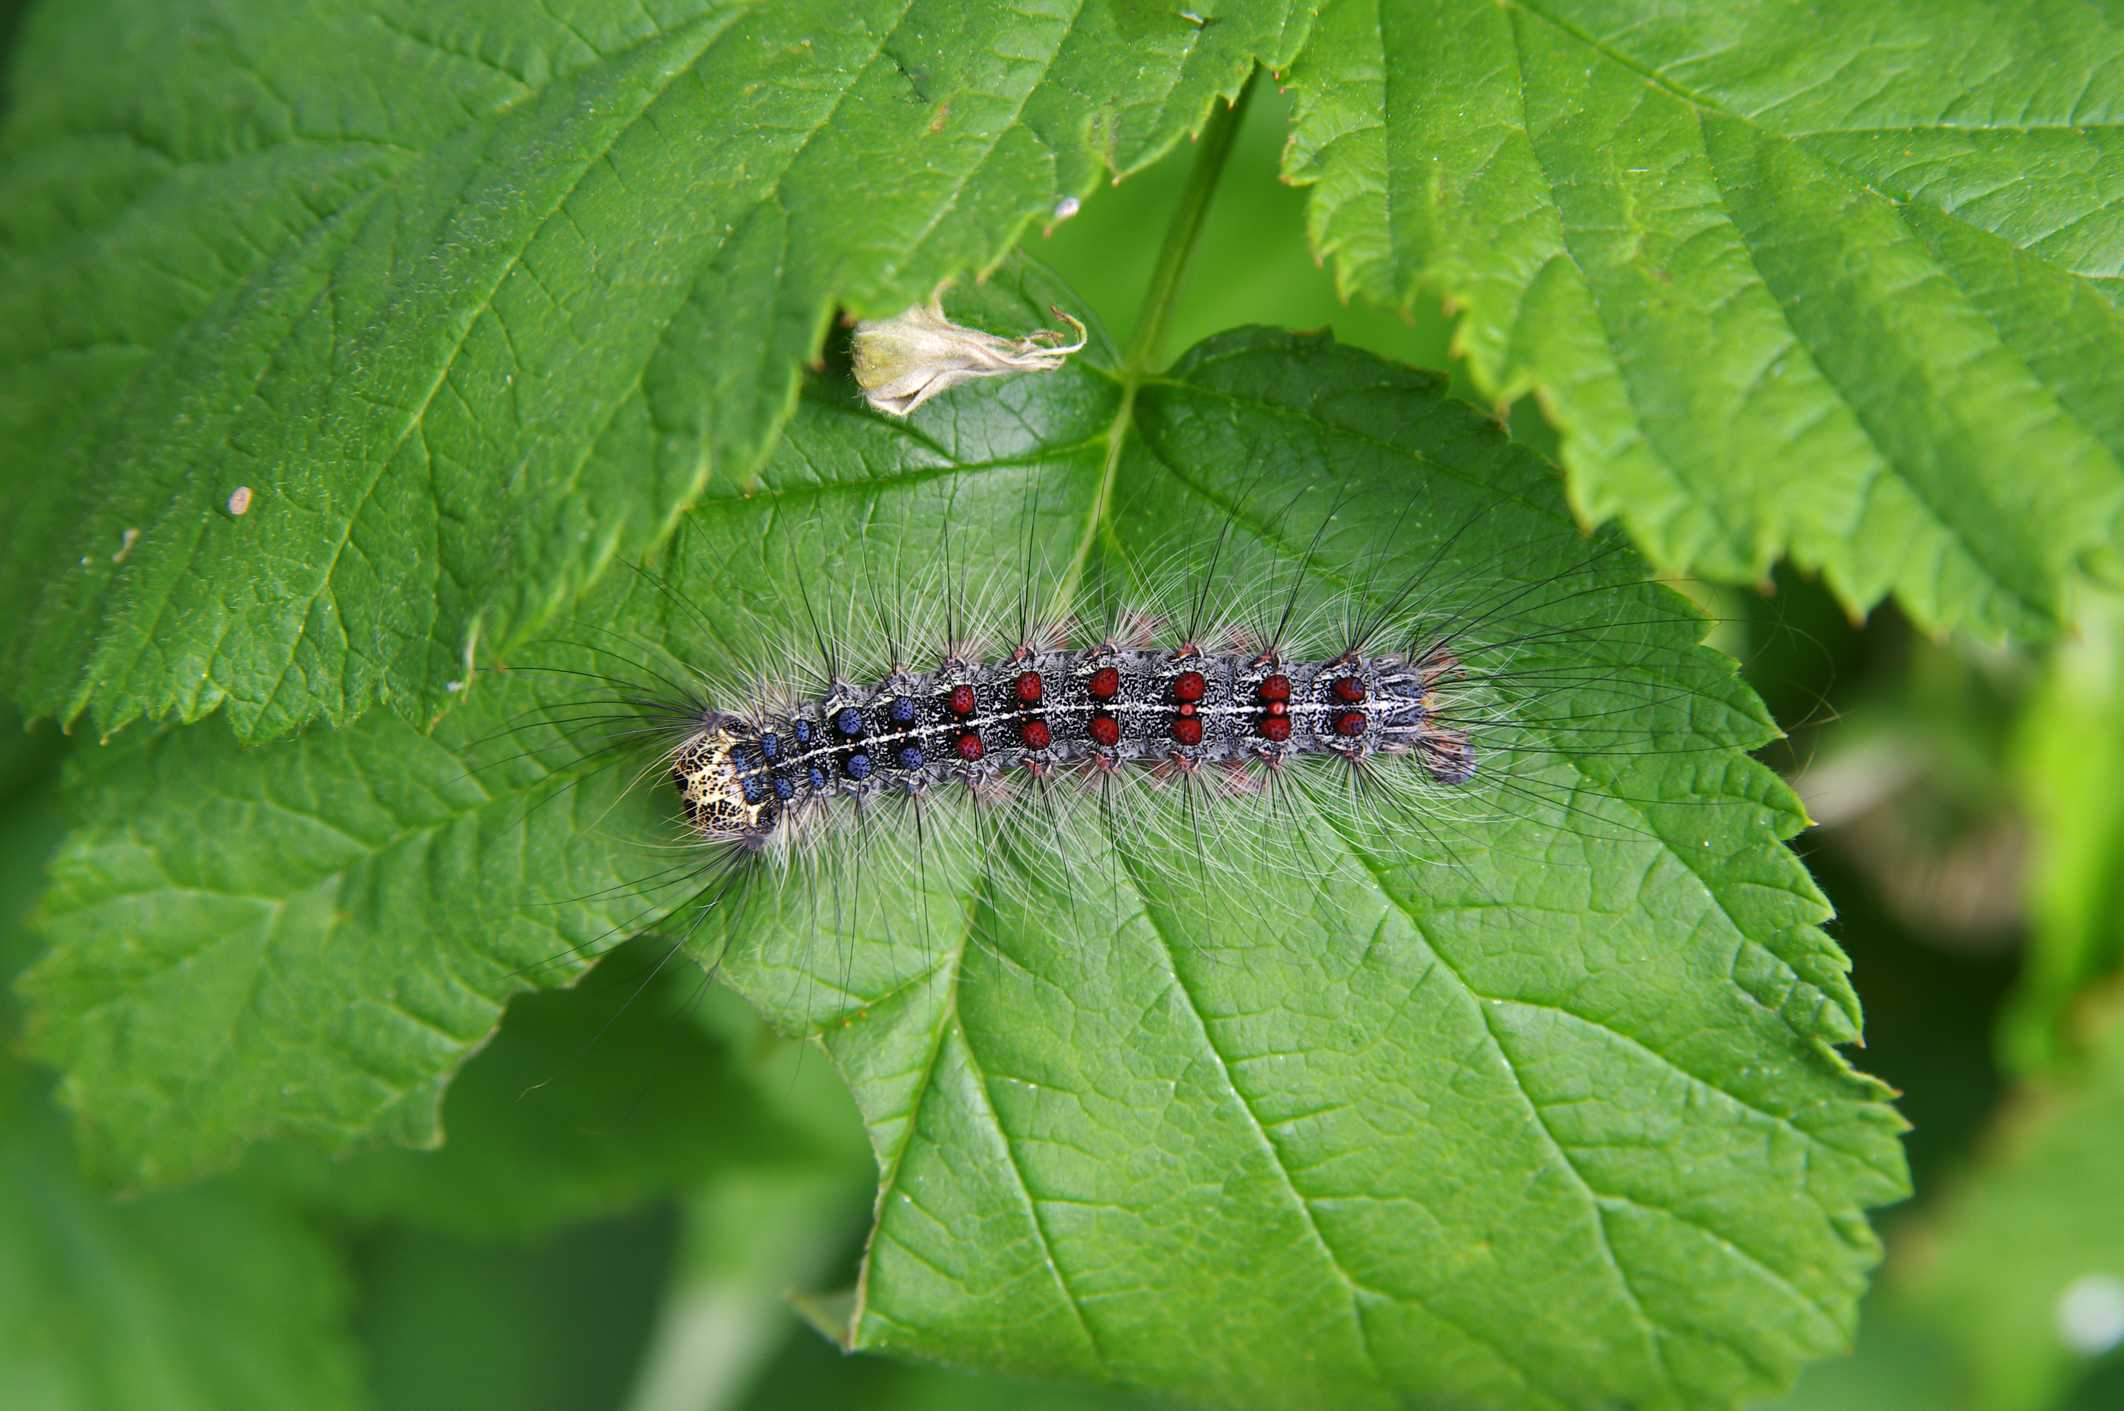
[673,631,1475,852]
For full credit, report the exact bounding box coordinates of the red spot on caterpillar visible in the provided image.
[1171,715,1204,747]
[1334,710,1367,736]
[1257,714,1291,742]
[1332,676,1366,704]
[1088,666,1120,700]
[1176,702,1196,718]
[1257,673,1291,703]
[954,731,984,761]
[1019,718,1052,750]
[1014,671,1043,705]
[1171,670,1206,703]
[1088,714,1120,748]
[1266,700,1287,717]
[947,683,977,715]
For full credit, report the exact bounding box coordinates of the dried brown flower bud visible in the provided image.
[852,298,1087,417]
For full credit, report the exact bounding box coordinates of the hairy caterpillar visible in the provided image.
[668,549,1480,853]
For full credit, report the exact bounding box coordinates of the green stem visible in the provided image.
[1059,69,1257,600]
[1123,67,1258,376]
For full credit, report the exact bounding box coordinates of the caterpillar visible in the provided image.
[670,571,1479,854]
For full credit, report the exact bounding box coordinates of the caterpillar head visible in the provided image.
[672,725,777,845]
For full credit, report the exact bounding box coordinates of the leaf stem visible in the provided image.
[1058,69,1258,605]
[1123,67,1258,376]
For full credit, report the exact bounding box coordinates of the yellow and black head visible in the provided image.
[672,726,779,845]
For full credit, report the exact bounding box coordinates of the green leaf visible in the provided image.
[0,0,1305,743]
[14,730,373,1411]
[20,699,685,1188]
[1280,0,2124,641]
[21,264,1905,1408]
[4,720,364,1411]
[726,314,1903,1411]
[0,1080,361,1411]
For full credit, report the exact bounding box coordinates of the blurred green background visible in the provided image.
[6,78,2123,1411]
